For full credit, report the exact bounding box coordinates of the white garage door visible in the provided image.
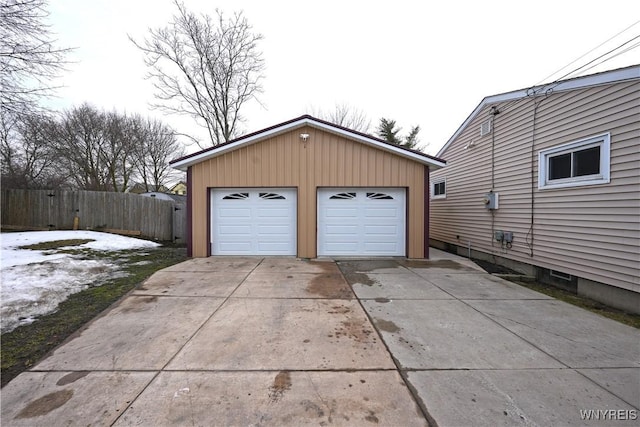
[211,188,296,255]
[317,188,406,256]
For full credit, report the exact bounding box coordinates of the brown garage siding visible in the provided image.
[189,126,426,259]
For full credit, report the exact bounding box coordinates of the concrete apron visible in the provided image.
[1,251,638,426]
[340,251,640,427]
[0,257,425,426]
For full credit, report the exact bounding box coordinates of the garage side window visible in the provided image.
[431,178,446,199]
[223,192,249,200]
[538,133,610,190]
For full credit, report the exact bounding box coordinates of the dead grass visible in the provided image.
[18,239,95,250]
[471,259,640,329]
[510,280,640,329]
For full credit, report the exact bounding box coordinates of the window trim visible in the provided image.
[431,177,446,199]
[538,133,610,190]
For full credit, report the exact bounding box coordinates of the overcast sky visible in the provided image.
[45,0,639,155]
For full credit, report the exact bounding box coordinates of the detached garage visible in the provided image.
[170,115,446,259]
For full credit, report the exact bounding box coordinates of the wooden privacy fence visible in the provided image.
[1,189,186,243]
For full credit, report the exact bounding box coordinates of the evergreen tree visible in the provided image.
[376,118,423,150]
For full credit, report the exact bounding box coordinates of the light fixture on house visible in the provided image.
[300,133,310,142]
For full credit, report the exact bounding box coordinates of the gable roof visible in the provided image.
[170,181,187,189]
[170,115,446,171]
[436,64,640,157]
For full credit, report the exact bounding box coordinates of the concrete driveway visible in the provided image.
[1,249,638,426]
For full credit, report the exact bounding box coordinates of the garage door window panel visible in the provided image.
[330,192,356,199]
[259,192,286,200]
[223,192,249,200]
[366,192,394,200]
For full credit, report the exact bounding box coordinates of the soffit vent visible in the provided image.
[480,119,492,137]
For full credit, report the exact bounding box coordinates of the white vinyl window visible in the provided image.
[538,133,610,190]
[431,178,446,199]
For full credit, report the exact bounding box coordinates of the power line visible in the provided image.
[576,41,640,77]
[535,20,640,85]
[493,31,640,117]
[552,34,640,82]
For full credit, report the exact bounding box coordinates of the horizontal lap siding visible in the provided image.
[431,80,640,292]
[190,127,425,258]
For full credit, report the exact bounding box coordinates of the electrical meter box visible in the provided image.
[503,231,513,243]
[483,192,499,210]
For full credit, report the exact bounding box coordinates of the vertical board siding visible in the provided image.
[430,80,640,293]
[1,189,178,241]
[190,126,426,258]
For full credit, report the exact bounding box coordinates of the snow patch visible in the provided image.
[0,231,161,333]
[1,230,160,268]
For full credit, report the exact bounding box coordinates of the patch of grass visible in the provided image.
[18,239,95,251]
[508,280,640,329]
[0,245,188,387]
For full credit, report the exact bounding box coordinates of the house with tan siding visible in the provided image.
[429,65,640,313]
[170,181,187,195]
[171,115,446,260]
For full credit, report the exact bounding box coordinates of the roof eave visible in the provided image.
[436,64,640,158]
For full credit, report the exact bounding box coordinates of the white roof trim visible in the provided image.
[171,116,446,171]
[436,65,640,157]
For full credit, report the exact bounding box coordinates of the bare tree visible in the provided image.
[130,114,185,192]
[52,105,185,192]
[101,111,137,192]
[0,0,71,115]
[54,104,111,191]
[131,1,265,148]
[2,102,183,192]
[0,111,20,185]
[54,105,144,192]
[1,109,66,188]
[307,103,372,133]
